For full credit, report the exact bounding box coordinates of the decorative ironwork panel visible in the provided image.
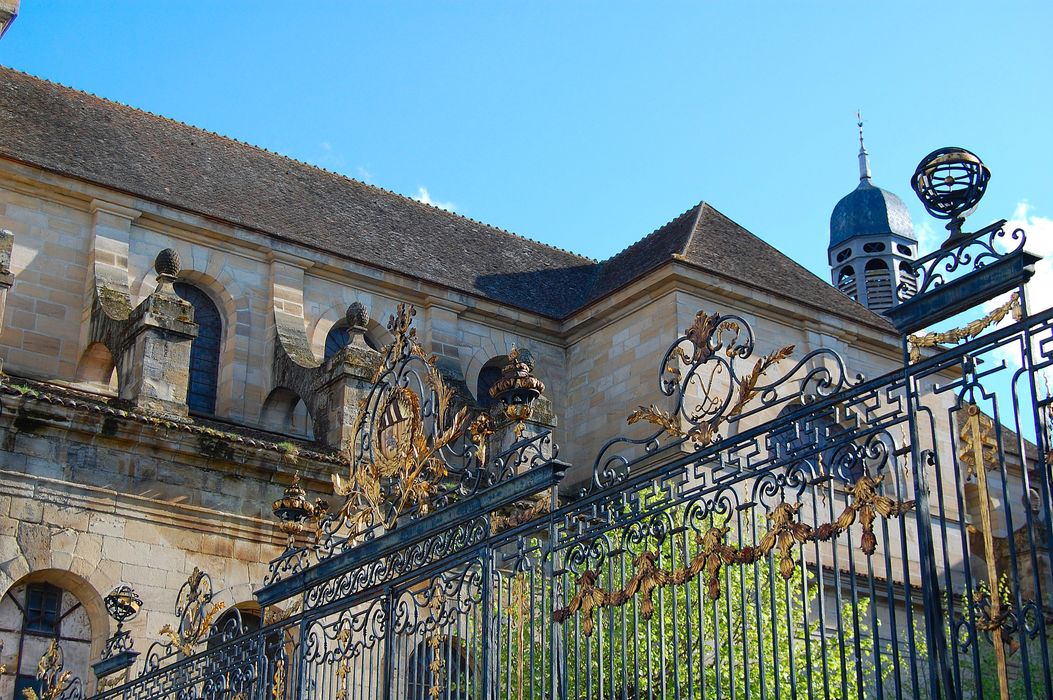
[83,207,1053,700]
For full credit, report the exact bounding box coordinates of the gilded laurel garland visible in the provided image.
[490,492,551,532]
[907,292,1021,363]
[553,473,914,636]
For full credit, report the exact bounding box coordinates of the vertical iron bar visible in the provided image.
[480,549,493,700]
[904,340,958,700]
[1016,287,1053,699]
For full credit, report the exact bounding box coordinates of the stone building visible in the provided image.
[0,63,1023,697]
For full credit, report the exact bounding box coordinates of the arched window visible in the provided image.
[324,324,381,360]
[0,580,92,699]
[836,265,857,300]
[174,282,222,414]
[208,606,261,649]
[475,357,507,410]
[899,261,919,296]
[863,258,893,310]
[407,637,472,700]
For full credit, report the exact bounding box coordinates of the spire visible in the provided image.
[857,111,872,182]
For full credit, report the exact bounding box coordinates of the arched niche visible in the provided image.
[74,342,118,394]
[261,387,315,439]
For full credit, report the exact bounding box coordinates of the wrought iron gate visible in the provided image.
[60,152,1053,699]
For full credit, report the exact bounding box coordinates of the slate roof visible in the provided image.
[830,180,915,249]
[0,66,894,331]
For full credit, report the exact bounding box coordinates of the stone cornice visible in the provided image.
[0,468,283,546]
[89,198,142,221]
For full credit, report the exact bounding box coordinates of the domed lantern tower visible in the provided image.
[828,117,918,312]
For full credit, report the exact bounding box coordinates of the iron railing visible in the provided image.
[64,209,1052,700]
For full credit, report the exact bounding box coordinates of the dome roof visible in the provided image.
[829,180,915,249]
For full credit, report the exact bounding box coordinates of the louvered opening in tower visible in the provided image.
[864,259,893,311]
[836,265,858,301]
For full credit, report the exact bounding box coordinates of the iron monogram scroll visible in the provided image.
[589,310,859,492]
[143,569,231,669]
[265,303,556,590]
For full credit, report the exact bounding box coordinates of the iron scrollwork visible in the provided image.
[143,568,231,669]
[897,221,1026,302]
[553,471,914,636]
[24,641,83,700]
[266,302,556,589]
[589,309,859,492]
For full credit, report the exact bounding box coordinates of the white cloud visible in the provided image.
[980,201,1053,390]
[1007,201,1053,316]
[413,187,456,213]
[914,219,943,255]
[981,201,1053,314]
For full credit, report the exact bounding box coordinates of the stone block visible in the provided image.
[42,503,90,532]
[102,536,149,565]
[89,513,125,537]
[9,496,42,523]
[49,528,78,554]
[124,519,163,545]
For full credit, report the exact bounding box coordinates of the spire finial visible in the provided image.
[856,110,872,182]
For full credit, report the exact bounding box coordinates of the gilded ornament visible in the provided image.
[907,293,1021,363]
[157,568,226,656]
[332,304,470,533]
[553,477,914,636]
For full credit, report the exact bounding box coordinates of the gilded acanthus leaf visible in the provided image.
[628,404,681,437]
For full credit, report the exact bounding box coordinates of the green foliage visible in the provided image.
[497,498,879,699]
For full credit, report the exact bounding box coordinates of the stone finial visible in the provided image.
[154,248,181,278]
[345,302,369,332]
[153,248,181,295]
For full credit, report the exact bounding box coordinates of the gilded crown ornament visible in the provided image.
[272,472,329,547]
[489,346,545,439]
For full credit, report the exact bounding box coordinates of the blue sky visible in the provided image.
[1,2,1050,281]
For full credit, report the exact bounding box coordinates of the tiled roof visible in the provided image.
[587,202,897,330]
[0,66,596,317]
[0,66,893,330]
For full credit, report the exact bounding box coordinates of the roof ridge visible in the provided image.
[0,64,595,264]
[598,202,704,264]
[679,201,708,256]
